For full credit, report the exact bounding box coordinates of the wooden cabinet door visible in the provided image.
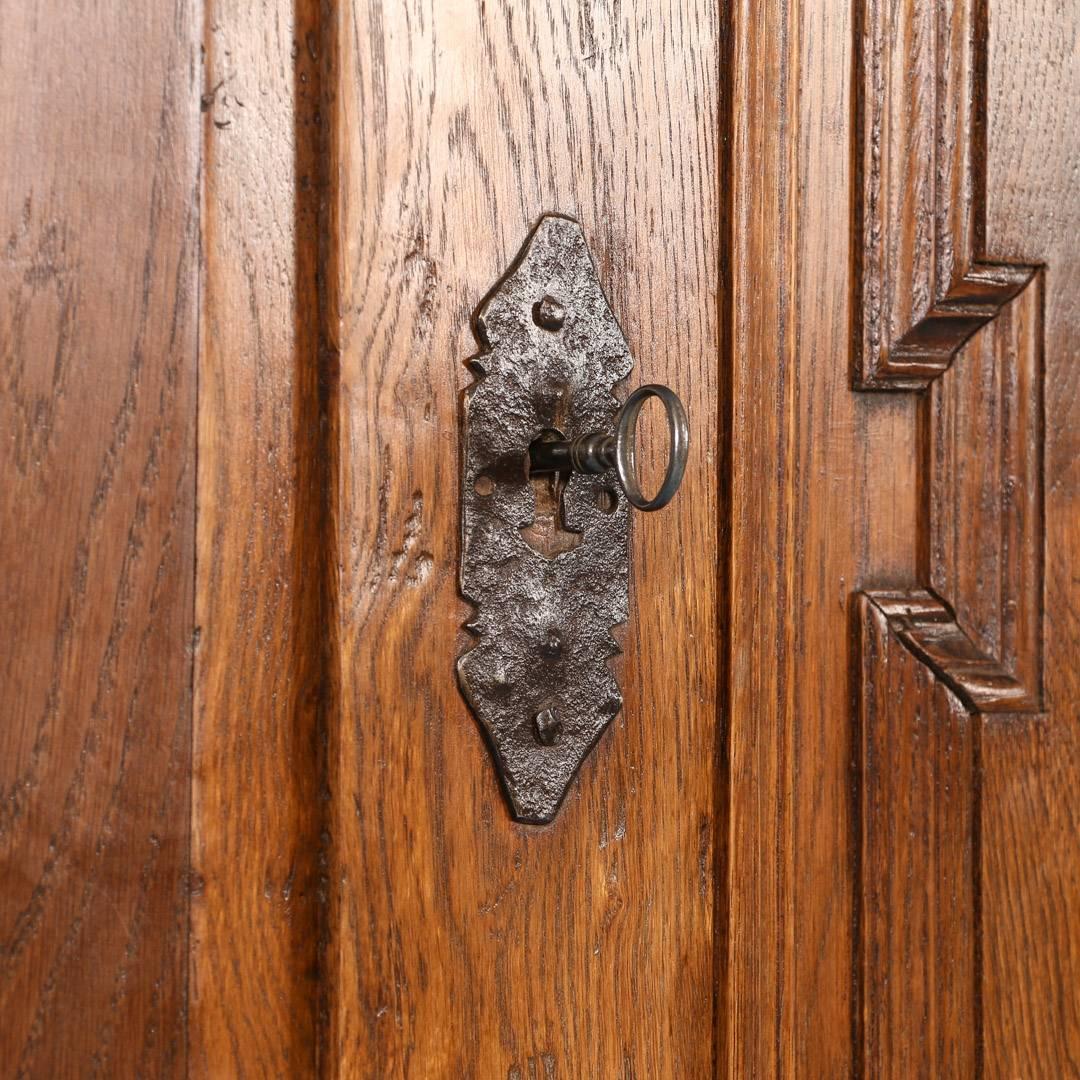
[725,1,1080,1073]
[2,0,1078,1076]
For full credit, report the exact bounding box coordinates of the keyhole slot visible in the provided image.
[519,429,582,558]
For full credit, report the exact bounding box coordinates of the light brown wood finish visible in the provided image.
[849,1,1048,1071]
[855,276,1042,1075]
[191,0,328,1073]
[0,0,199,1073]
[982,0,1080,1070]
[725,0,1074,1075]
[858,593,979,1076]
[3,0,1078,1073]
[725,0,912,1071]
[328,2,720,1073]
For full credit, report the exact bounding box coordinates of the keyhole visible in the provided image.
[519,429,583,558]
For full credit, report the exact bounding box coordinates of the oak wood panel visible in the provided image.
[924,279,1042,709]
[854,0,1042,390]
[190,0,328,1073]
[852,0,1051,1072]
[329,2,720,1073]
[725,0,925,1072]
[859,594,978,1078]
[858,274,1043,717]
[981,0,1080,1072]
[924,278,1041,699]
[851,0,1062,1071]
[0,0,199,1073]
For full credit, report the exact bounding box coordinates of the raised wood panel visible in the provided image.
[0,0,199,1073]
[855,266,1044,1079]
[854,0,1039,390]
[854,0,1048,1073]
[860,276,1043,714]
[190,0,328,1074]
[858,594,978,1078]
[328,2,720,1073]
[924,276,1042,709]
[981,0,1080,1072]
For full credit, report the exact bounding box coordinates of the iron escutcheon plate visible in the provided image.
[458,214,632,824]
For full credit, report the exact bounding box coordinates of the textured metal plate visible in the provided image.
[458,214,632,824]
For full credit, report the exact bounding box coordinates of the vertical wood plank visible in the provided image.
[327,2,721,1073]
[0,1,200,1074]
[724,0,922,1072]
[190,0,328,1073]
[851,1,1052,1075]
[982,0,1080,1071]
[725,0,803,1068]
[858,595,979,1078]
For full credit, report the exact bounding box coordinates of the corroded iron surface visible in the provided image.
[458,215,632,824]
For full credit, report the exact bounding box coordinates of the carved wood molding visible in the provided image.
[857,593,980,1076]
[854,0,1040,392]
[853,0,1045,1072]
[854,0,1045,709]
[862,270,1044,712]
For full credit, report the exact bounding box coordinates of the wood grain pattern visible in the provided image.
[859,593,979,1078]
[859,274,1043,716]
[981,0,1080,1072]
[923,276,1042,709]
[0,0,199,1073]
[851,0,1054,1067]
[2,0,1076,1072]
[724,0,923,1072]
[724,0,1069,1074]
[854,0,1039,390]
[190,0,328,1073]
[327,1,720,1073]
[853,0,1052,1072]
